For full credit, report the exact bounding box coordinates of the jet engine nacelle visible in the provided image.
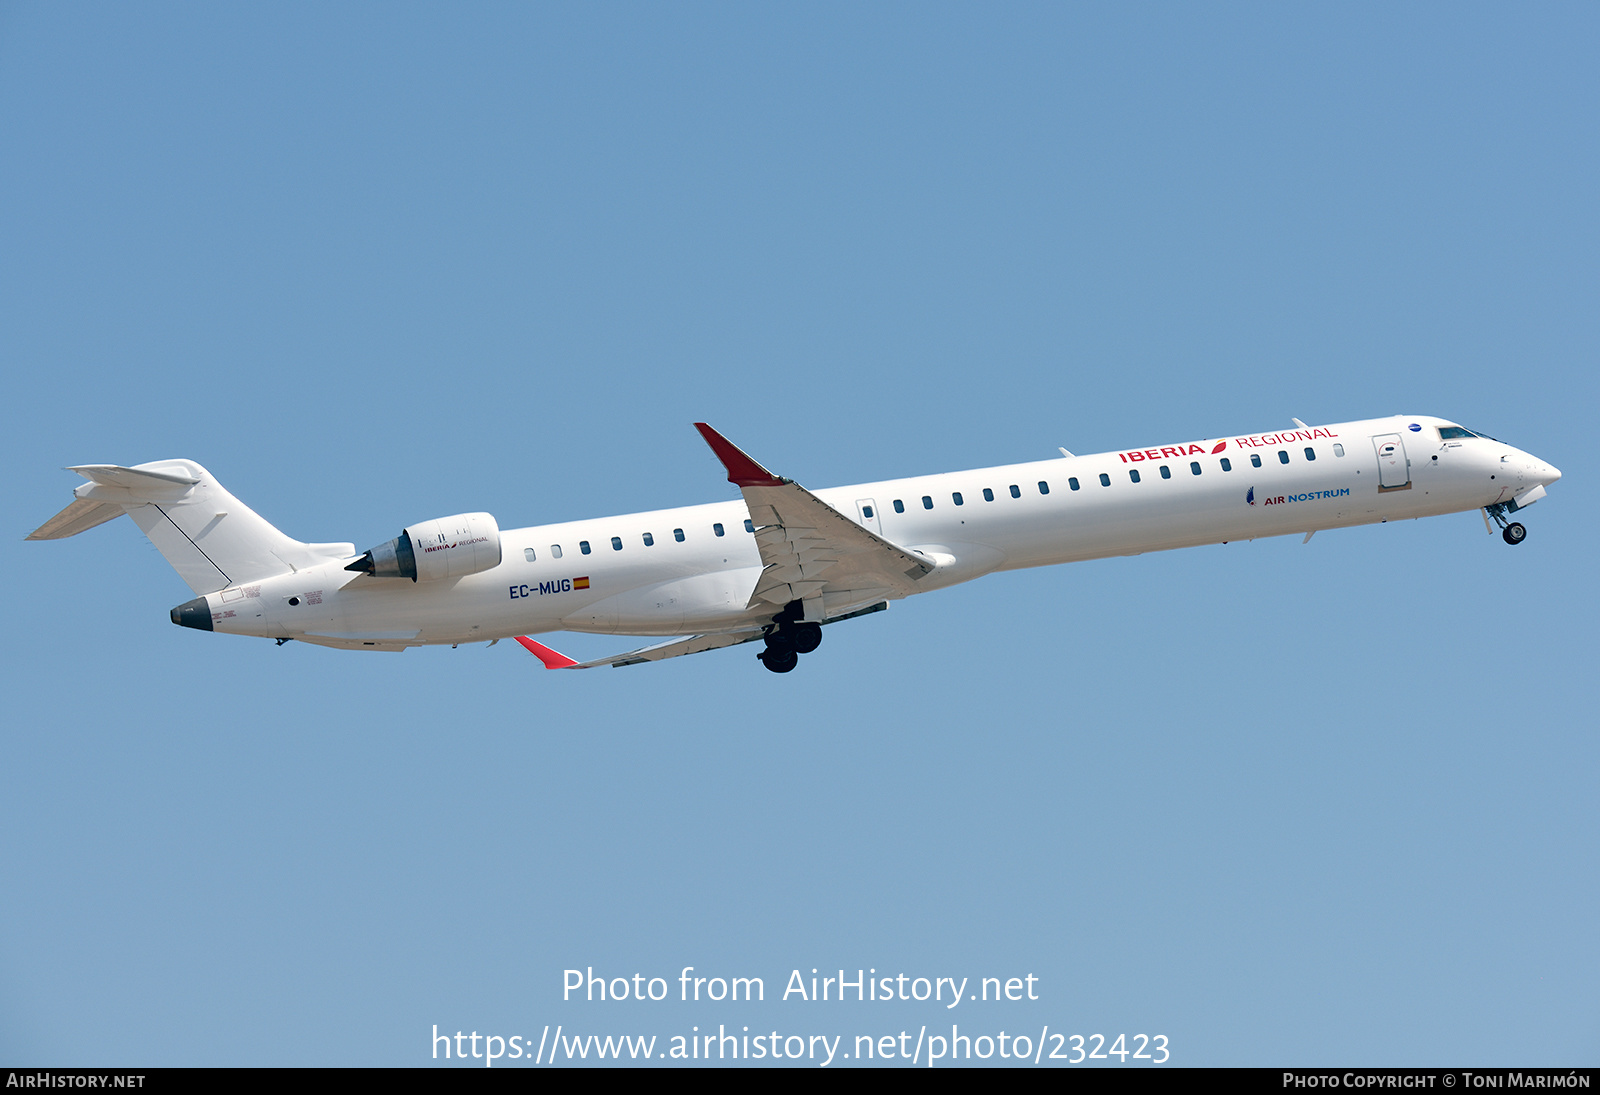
[347,512,502,582]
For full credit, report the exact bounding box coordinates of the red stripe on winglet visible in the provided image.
[514,636,579,669]
[694,423,785,487]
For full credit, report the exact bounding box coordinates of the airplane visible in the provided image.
[28,414,1561,673]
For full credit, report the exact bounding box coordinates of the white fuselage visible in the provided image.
[201,415,1561,649]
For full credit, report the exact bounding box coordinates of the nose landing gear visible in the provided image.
[1484,503,1528,545]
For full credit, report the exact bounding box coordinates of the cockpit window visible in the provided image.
[1438,425,1501,442]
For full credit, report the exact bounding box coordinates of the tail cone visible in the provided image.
[170,597,213,631]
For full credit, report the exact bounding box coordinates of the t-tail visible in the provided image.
[27,461,353,623]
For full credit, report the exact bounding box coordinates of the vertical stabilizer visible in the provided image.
[29,461,354,594]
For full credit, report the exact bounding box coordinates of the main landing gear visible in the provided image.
[1484,503,1528,545]
[756,602,823,674]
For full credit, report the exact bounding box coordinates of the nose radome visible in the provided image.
[1527,455,1562,485]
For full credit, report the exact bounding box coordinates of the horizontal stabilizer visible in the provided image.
[28,463,203,539]
[26,498,126,540]
[69,464,200,495]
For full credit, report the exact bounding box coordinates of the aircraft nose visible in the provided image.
[1527,455,1561,486]
[1508,447,1561,488]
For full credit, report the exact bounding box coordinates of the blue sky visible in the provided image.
[2,3,1595,1066]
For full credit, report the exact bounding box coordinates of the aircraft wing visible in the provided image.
[515,602,888,670]
[694,423,935,610]
[517,629,765,669]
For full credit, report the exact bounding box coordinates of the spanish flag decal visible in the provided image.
[573,576,591,590]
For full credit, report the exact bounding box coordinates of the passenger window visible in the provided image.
[551,544,563,559]
[1098,473,1110,487]
[643,532,654,547]
[1220,458,1232,472]
[1190,462,1201,475]
[1333,444,1345,457]
[673,528,685,542]
[744,519,754,533]
[1037,481,1049,495]
[861,505,874,519]
[1304,447,1316,461]
[1129,469,1141,483]
[952,492,963,506]
[922,495,933,510]
[1160,465,1171,479]
[1068,477,1080,491]
[713,523,725,537]
[611,536,623,551]
[1278,450,1289,464]
[579,540,591,555]
[524,547,536,562]
[1009,484,1021,498]
[983,488,994,502]
[893,500,905,513]
[1251,454,1262,468]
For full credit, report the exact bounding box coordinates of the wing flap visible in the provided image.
[737,480,933,607]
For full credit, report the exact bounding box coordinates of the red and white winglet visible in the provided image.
[694,423,787,487]
[514,635,579,669]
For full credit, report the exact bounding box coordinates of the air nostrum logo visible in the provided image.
[1248,487,1350,506]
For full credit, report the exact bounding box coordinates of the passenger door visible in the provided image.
[1372,434,1411,492]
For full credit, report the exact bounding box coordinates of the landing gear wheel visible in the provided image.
[759,647,799,673]
[1503,522,1527,545]
[789,622,822,655]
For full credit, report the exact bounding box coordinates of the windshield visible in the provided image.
[1438,425,1502,442]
